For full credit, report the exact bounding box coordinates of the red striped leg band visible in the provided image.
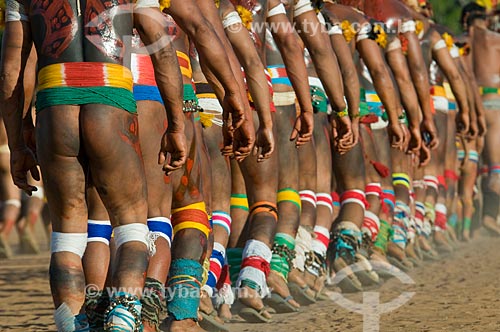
[212,211,232,236]
[424,175,439,191]
[434,203,447,231]
[444,170,459,182]
[340,189,368,210]
[331,192,340,208]
[362,210,380,242]
[365,183,382,197]
[300,190,317,207]
[437,175,447,190]
[316,193,334,214]
[312,225,330,256]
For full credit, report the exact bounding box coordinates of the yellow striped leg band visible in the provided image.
[277,188,302,210]
[230,194,249,212]
[392,173,411,190]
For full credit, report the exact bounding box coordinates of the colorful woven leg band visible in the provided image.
[490,165,500,174]
[230,194,249,212]
[249,201,278,221]
[392,173,411,190]
[373,220,392,253]
[270,232,296,280]
[434,203,447,231]
[293,226,313,272]
[212,211,231,236]
[206,242,226,296]
[277,188,302,210]
[238,240,272,297]
[424,202,436,224]
[55,303,90,332]
[362,210,380,242]
[391,220,407,250]
[312,225,330,256]
[381,189,395,214]
[167,259,203,321]
[141,277,167,330]
[171,202,210,238]
[332,221,361,263]
[85,290,109,331]
[104,292,142,331]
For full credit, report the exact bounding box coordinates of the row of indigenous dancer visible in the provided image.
[0,0,498,331]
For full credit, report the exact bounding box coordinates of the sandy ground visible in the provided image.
[1,229,500,332]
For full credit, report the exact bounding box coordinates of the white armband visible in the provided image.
[135,0,160,9]
[328,24,342,35]
[268,3,286,18]
[450,45,460,58]
[385,38,401,53]
[356,23,372,42]
[6,0,29,22]
[432,39,447,51]
[223,11,242,29]
[294,0,314,18]
[400,20,416,33]
[317,12,326,26]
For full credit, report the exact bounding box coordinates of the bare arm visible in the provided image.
[331,34,359,119]
[0,19,39,193]
[220,4,274,160]
[134,8,184,132]
[134,7,187,173]
[404,30,439,149]
[430,31,469,135]
[329,33,358,151]
[294,11,346,113]
[220,9,272,129]
[267,1,313,114]
[168,0,255,160]
[358,39,405,150]
[385,43,422,152]
[166,0,240,102]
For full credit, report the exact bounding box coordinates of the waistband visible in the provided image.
[36,87,136,114]
[38,62,133,91]
[133,85,163,104]
[196,82,224,116]
[365,90,384,117]
[432,95,449,113]
[131,53,156,86]
[268,65,292,86]
[309,77,328,114]
[431,85,446,97]
[479,87,500,96]
[183,83,200,112]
